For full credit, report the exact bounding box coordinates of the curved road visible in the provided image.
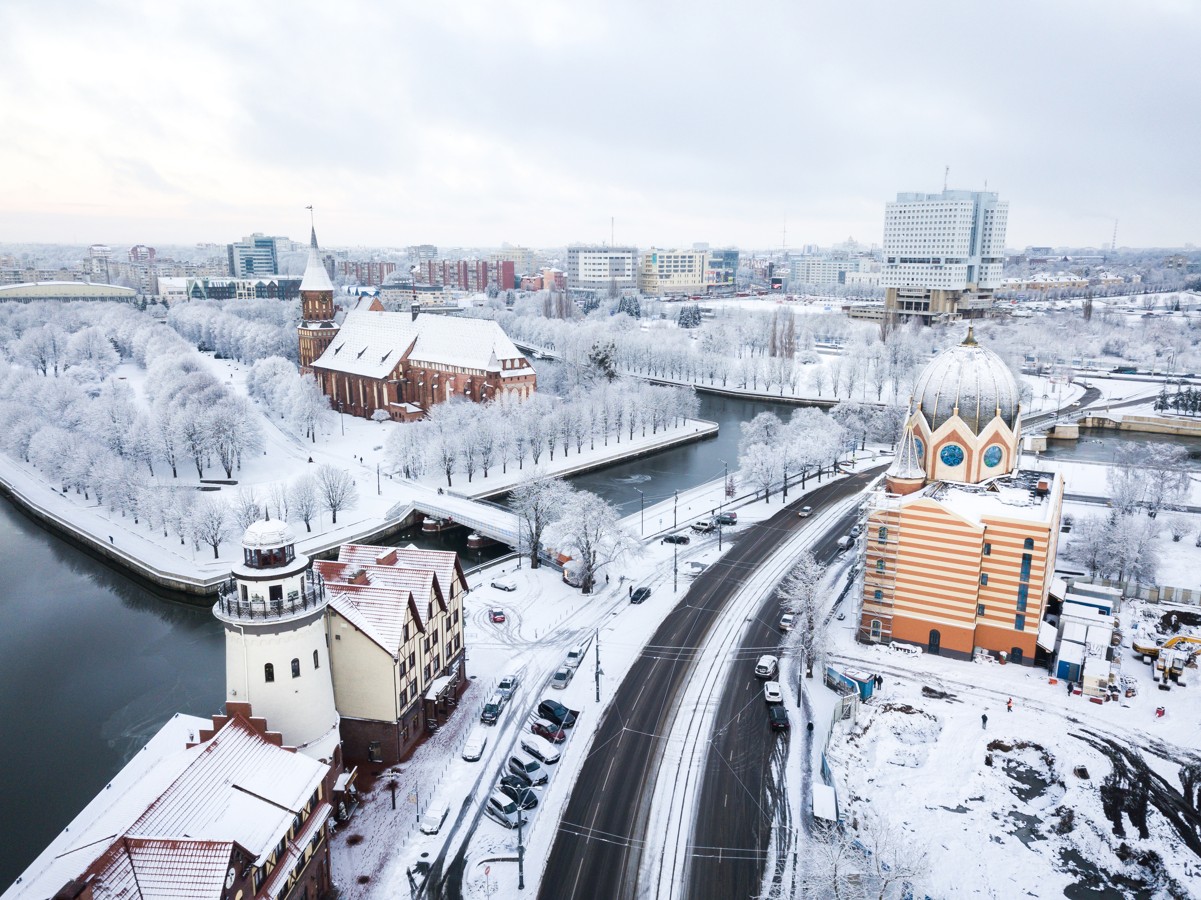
[537,470,879,900]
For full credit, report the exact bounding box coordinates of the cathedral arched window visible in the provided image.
[291,658,301,679]
[264,663,275,683]
[313,650,320,669]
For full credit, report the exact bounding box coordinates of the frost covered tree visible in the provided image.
[511,471,572,569]
[289,474,319,533]
[191,495,231,559]
[385,421,429,480]
[779,551,827,677]
[267,481,289,522]
[315,464,358,525]
[742,442,784,502]
[551,489,636,593]
[799,821,929,900]
[233,487,263,530]
[209,397,263,479]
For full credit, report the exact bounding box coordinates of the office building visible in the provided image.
[881,189,1007,322]
[638,248,708,297]
[566,246,639,295]
[228,233,281,277]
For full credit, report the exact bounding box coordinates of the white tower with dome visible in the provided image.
[213,520,341,764]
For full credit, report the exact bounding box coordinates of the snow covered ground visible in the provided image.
[815,602,1201,898]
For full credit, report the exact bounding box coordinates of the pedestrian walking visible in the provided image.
[1066,680,1073,697]
[629,585,633,598]
[981,713,988,730]
[1006,697,1013,713]
[605,573,610,585]
[875,674,883,689]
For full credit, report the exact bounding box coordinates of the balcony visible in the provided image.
[215,573,327,622]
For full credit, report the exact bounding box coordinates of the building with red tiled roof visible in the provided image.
[316,544,468,765]
[7,705,335,900]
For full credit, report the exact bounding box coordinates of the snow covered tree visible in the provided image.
[208,397,263,479]
[191,495,231,559]
[677,304,702,328]
[289,474,319,533]
[742,442,783,502]
[779,551,827,677]
[551,489,636,593]
[385,420,428,480]
[315,464,358,525]
[511,471,571,569]
[587,340,619,382]
[233,487,263,530]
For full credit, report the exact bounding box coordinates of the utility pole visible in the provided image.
[673,539,678,593]
[783,468,788,502]
[594,628,601,702]
[719,460,727,551]
[377,463,381,496]
[517,808,526,890]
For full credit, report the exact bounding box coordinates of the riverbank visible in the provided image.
[0,413,718,597]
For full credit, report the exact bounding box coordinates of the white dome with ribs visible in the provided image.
[913,332,1019,435]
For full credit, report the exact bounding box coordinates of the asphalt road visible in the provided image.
[685,485,862,900]
[537,469,879,900]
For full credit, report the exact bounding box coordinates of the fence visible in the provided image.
[1068,574,1199,606]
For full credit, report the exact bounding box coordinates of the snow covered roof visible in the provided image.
[923,470,1061,525]
[310,309,527,380]
[242,519,297,549]
[8,713,327,897]
[887,424,925,481]
[337,543,463,599]
[913,330,1020,435]
[300,227,334,293]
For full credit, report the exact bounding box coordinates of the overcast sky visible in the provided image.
[1,0,1198,251]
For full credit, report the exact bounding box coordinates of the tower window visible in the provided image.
[876,559,886,573]
[1020,553,1032,582]
[878,526,888,542]
[264,663,274,683]
[291,658,301,679]
[874,589,883,600]
[983,543,991,556]
[1015,614,1026,631]
[980,573,988,585]
[313,650,320,669]
[1023,537,1034,550]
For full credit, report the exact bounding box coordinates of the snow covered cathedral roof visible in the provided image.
[913,329,1019,435]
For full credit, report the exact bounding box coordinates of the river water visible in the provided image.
[0,390,794,886]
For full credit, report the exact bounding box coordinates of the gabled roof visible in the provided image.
[337,543,464,600]
[310,310,527,380]
[90,837,233,899]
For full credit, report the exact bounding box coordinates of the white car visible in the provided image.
[763,681,783,704]
[491,578,517,592]
[779,613,796,632]
[798,506,813,518]
[754,655,779,679]
[462,728,488,762]
[550,667,573,690]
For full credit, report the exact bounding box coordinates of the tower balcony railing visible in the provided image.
[215,572,327,621]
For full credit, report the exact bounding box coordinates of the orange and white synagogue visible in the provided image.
[857,329,1064,664]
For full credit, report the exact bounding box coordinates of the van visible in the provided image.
[419,800,450,835]
[551,667,573,690]
[484,791,521,829]
[480,692,506,725]
[836,535,853,551]
[508,752,548,785]
[691,519,716,534]
[519,734,561,765]
[564,646,585,670]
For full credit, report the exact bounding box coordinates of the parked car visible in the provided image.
[691,519,716,534]
[491,578,517,592]
[754,655,779,679]
[564,646,585,669]
[715,512,737,526]
[538,699,578,728]
[503,765,535,789]
[631,586,652,604]
[489,608,506,623]
[768,705,790,732]
[779,613,796,632]
[532,718,568,744]
[763,681,783,704]
[662,533,690,545]
[498,781,539,811]
[480,692,506,725]
[850,524,862,538]
[420,801,450,835]
[520,734,561,765]
[497,674,519,701]
[462,728,488,761]
[836,535,853,551]
[508,751,548,785]
[798,506,813,518]
[484,791,522,828]
[550,667,573,690]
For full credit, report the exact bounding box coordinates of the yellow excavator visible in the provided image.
[1132,633,1201,662]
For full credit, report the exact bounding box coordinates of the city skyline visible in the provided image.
[1,1,1198,249]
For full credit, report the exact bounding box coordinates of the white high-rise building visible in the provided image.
[882,189,1008,322]
[566,245,639,294]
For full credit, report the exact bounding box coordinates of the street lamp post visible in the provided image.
[634,487,644,536]
[517,807,526,890]
[337,401,345,436]
[719,460,728,550]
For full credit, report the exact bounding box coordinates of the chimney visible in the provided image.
[410,302,420,321]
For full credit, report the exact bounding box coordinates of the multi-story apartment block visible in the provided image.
[88,244,112,283]
[638,248,708,297]
[228,233,282,277]
[882,189,1008,322]
[490,246,536,278]
[566,245,639,295]
[338,261,398,286]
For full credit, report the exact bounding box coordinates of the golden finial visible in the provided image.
[962,325,977,346]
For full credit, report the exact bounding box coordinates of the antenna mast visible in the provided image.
[943,165,950,192]
[1111,218,1118,253]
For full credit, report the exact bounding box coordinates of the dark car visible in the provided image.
[502,766,534,789]
[768,705,790,732]
[715,512,737,526]
[489,608,506,624]
[661,534,690,545]
[499,780,539,810]
[532,719,568,744]
[631,586,651,604]
[538,699,578,728]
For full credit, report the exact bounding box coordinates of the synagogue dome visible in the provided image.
[913,330,1019,435]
